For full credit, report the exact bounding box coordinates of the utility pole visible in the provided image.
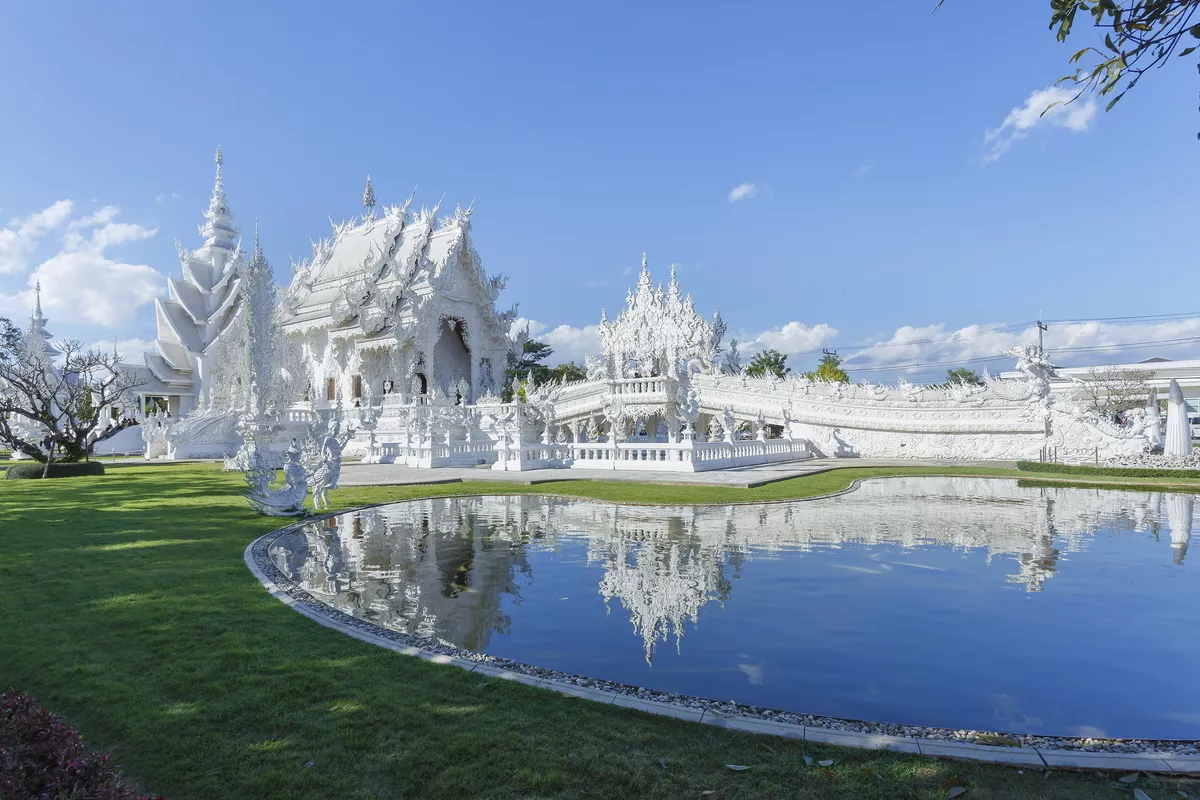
[1036,320,1048,354]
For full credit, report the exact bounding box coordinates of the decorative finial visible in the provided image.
[34,279,42,316]
[253,218,261,256]
[213,147,224,192]
[641,252,649,271]
[361,174,376,211]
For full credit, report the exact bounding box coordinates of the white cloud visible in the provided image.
[842,318,1200,380]
[0,204,163,329]
[541,323,601,365]
[0,200,74,274]
[728,182,757,202]
[90,337,156,363]
[507,312,1200,381]
[154,192,181,205]
[983,85,1097,163]
[744,321,838,355]
[510,317,601,365]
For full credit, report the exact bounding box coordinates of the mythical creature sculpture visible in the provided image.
[1004,344,1055,404]
[244,441,308,517]
[674,382,701,438]
[306,416,354,510]
[585,353,611,382]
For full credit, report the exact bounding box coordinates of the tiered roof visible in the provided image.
[280,187,514,353]
[144,148,244,390]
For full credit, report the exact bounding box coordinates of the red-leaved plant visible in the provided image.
[0,691,163,799]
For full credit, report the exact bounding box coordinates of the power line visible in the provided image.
[817,311,1200,373]
[845,334,1200,376]
[845,354,1011,374]
[1043,311,1200,325]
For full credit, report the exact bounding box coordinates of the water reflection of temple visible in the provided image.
[269,478,1194,660]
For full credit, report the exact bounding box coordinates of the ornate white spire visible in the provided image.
[146,148,247,407]
[361,174,376,212]
[32,279,45,324]
[201,146,237,252]
[598,256,723,377]
[25,278,58,359]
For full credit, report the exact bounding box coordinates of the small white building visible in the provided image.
[1051,357,1200,414]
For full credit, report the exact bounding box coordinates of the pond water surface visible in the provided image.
[267,477,1200,739]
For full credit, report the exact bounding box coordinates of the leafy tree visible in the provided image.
[938,0,1200,121]
[550,361,587,383]
[946,367,983,386]
[803,352,850,384]
[0,317,20,357]
[502,339,555,401]
[745,349,790,379]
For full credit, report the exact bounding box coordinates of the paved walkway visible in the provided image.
[338,458,1017,489]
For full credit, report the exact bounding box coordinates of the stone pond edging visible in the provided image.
[244,483,1200,775]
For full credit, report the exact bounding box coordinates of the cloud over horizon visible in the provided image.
[513,314,1200,384]
[0,200,163,329]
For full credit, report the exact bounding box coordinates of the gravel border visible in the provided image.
[245,483,1200,774]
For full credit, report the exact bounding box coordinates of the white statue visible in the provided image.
[306,416,353,510]
[244,441,308,516]
[1144,388,1163,451]
[1165,379,1192,457]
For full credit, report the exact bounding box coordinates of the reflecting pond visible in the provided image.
[267,477,1200,739]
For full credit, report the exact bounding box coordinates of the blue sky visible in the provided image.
[1,1,1197,382]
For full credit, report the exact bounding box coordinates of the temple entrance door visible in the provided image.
[433,317,471,401]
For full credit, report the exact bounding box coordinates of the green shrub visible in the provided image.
[4,461,106,480]
[1015,460,1200,479]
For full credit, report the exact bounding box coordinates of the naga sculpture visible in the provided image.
[244,441,309,517]
[240,414,353,516]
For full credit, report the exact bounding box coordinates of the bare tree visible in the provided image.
[0,331,145,475]
[1074,367,1153,419]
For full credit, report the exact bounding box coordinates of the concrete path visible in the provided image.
[338,458,1017,489]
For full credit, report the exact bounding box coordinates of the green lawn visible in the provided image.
[1,463,1197,799]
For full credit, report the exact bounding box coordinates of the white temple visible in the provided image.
[126,148,246,417]
[131,151,1156,467]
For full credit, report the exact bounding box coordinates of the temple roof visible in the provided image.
[281,195,514,348]
[142,148,246,398]
[597,256,724,377]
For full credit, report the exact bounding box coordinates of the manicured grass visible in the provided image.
[1017,459,1200,479]
[1,463,1197,799]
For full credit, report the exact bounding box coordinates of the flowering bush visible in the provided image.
[0,691,162,799]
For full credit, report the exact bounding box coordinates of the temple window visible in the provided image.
[326,378,336,401]
[352,375,363,399]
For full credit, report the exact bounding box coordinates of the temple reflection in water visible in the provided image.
[269,477,1194,661]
